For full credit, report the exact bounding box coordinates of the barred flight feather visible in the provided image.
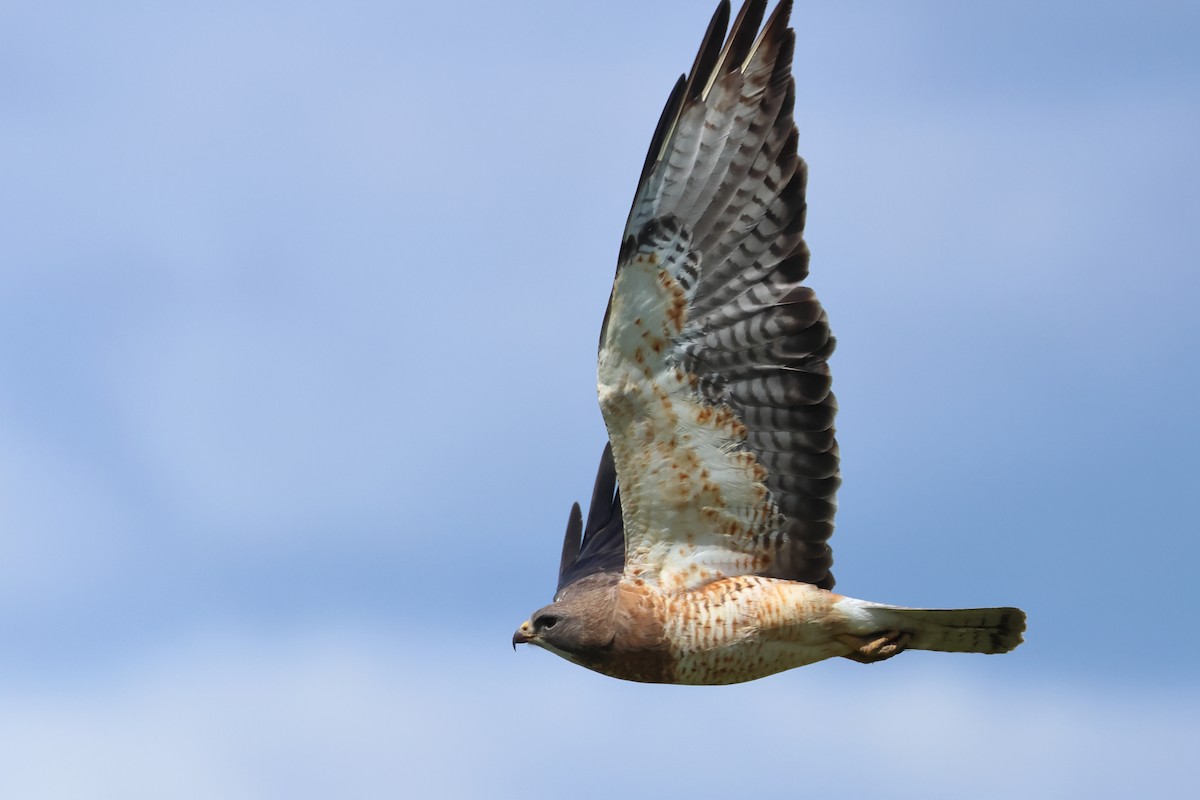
[594,0,839,592]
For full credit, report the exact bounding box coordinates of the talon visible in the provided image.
[839,630,912,664]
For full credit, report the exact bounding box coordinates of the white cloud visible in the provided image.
[0,628,1191,800]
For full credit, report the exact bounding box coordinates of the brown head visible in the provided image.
[512,574,620,668]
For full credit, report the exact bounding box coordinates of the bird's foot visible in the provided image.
[838,630,912,664]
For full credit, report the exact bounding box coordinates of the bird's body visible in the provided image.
[525,571,1023,685]
[514,0,1026,684]
[578,577,848,685]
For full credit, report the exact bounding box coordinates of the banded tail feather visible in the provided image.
[858,603,1027,655]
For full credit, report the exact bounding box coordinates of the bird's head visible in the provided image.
[513,580,619,662]
[513,601,609,659]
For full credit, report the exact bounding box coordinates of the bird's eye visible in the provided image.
[536,615,558,631]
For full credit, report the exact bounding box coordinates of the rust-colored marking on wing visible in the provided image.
[601,219,786,596]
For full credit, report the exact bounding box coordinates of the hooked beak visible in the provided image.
[512,620,534,650]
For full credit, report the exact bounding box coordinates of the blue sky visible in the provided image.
[2,0,1198,796]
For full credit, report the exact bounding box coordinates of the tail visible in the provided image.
[865,605,1027,654]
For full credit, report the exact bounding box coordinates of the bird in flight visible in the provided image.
[513,0,1025,684]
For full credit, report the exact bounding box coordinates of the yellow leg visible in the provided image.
[837,630,912,664]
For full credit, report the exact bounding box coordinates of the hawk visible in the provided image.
[513,0,1025,684]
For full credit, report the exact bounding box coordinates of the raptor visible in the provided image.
[513,0,1025,685]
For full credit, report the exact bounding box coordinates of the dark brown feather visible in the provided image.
[682,0,731,103]
[556,444,625,598]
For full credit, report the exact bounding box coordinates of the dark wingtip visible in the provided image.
[557,501,583,583]
[585,444,617,532]
[635,75,687,191]
[767,0,794,28]
[683,0,731,102]
[720,0,768,76]
[757,0,794,56]
[556,443,627,596]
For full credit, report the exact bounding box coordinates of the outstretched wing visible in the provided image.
[600,0,839,594]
